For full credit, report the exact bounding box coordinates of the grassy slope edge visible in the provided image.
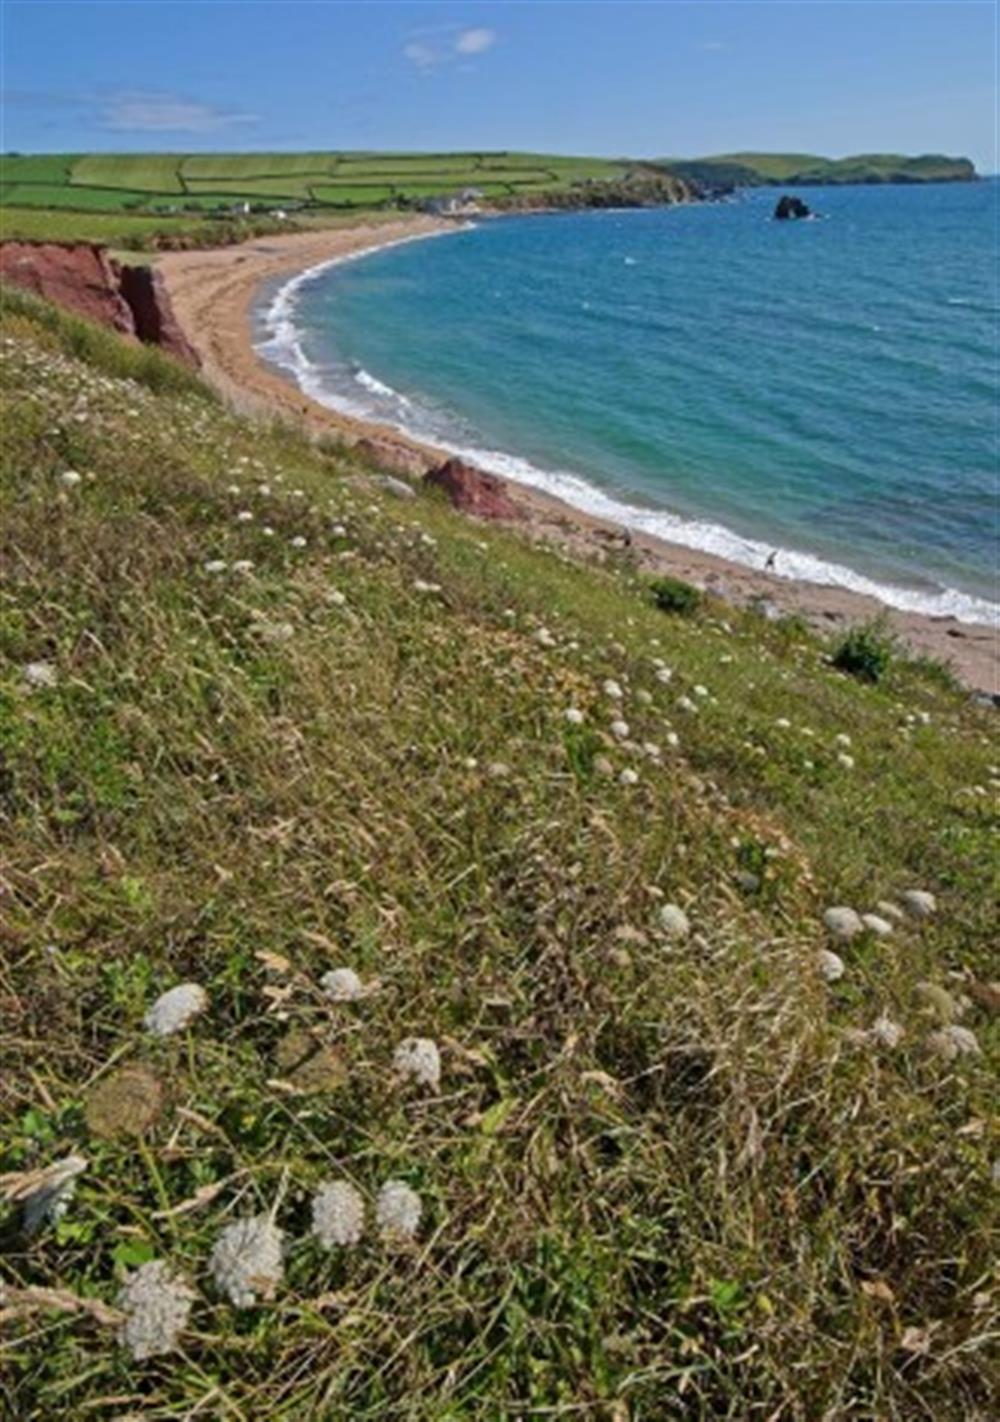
[0,289,996,1419]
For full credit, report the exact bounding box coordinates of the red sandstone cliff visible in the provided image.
[0,241,199,367]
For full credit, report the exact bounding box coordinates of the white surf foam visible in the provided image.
[255,229,999,630]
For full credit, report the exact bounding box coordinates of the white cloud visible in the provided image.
[402,26,497,68]
[455,27,496,56]
[98,92,258,133]
[402,41,437,70]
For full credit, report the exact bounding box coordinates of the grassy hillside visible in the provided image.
[0,289,996,1418]
[0,150,655,246]
[667,151,977,188]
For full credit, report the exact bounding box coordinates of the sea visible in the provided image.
[255,181,999,624]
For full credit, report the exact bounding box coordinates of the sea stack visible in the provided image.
[774,194,812,220]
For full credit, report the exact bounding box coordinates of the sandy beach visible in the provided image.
[156,217,998,695]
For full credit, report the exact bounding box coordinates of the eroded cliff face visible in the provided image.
[0,241,199,367]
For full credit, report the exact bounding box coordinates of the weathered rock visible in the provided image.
[774,194,812,220]
[0,240,199,367]
[374,474,417,500]
[354,437,432,479]
[117,263,200,366]
[0,241,133,333]
[424,458,524,521]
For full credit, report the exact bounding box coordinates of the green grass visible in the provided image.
[0,207,207,243]
[183,176,324,200]
[0,154,78,184]
[307,185,399,207]
[180,153,340,180]
[0,292,996,1419]
[70,154,186,194]
[0,183,150,211]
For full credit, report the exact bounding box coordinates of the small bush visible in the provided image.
[832,618,896,683]
[650,575,702,616]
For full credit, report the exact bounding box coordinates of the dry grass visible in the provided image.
[0,291,996,1418]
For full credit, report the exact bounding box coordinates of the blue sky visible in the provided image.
[2,1,995,169]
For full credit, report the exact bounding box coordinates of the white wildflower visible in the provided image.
[256,620,294,643]
[328,589,347,607]
[564,708,585,726]
[535,627,556,648]
[659,904,690,939]
[676,695,697,713]
[610,719,630,740]
[823,907,864,944]
[393,1037,441,1090]
[835,733,852,748]
[817,948,846,983]
[642,741,661,759]
[926,1025,981,1062]
[655,667,673,684]
[236,510,254,523]
[203,559,228,574]
[899,889,936,921]
[693,684,709,698]
[619,767,639,786]
[209,1214,284,1306]
[635,689,653,705]
[603,679,623,700]
[861,913,894,938]
[232,559,255,574]
[258,483,272,496]
[321,967,366,1002]
[775,717,791,730]
[311,1180,365,1248]
[144,982,208,1038]
[21,1154,88,1234]
[59,470,82,487]
[376,1180,422,1239]
[837,752,856,770]
[22,661,58,690]
[665,731,680,749]
[262,526,276,538]
[869,1015,904,1049]
[116,1260,195,1361]
[290,536,307,549]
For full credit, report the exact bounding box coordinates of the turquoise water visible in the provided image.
[258,183,999,622]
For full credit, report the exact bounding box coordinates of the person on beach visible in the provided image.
[765,550,778,572]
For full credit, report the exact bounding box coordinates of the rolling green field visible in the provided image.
[0,285,996,1418]
[1,150,634,215]
[0,149,648,245]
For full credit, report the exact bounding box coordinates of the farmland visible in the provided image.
[1,150,639,221]
[0,149,662,246]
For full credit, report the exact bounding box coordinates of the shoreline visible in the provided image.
[156,217,998,695]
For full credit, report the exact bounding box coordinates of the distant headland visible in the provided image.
[665,151,977,189]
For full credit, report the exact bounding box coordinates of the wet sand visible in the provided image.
[156,219,998,695]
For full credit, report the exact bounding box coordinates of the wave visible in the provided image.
[255,232,999,630]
